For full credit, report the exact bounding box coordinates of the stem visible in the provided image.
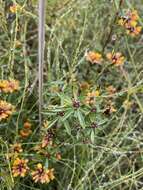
[38,0,45,126]
[102,0,124,52]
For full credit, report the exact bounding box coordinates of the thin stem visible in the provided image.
[102,0,124,52]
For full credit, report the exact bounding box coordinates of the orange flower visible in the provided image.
[85,51,102,64]
[118,10,141,37]
[41,134,53,148]
[0,100,15,121]
[12,158,29,177]
[19,121,32,138]
[118,10,139,27]
[24,121,32,129]
[106,52,125,66]
[124,20,137,29]
[20,129,32,138]
[128,10,139,21]
[32,163,55,184]
[0,80,8,91]
[126,26,142,36]
[0,79,19,93]
[85,90,99,105]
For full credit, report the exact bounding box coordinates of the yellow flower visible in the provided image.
[0,79,19,93]
[119,19,137,29]
[12,158,29,177]
[128,20,137,28]
[118,18,125,26]
[106,52,125,66]
[85,51,102,64]
[126,26,142,37]
[10,4,22,13]
[0,100,15,121]
[0,80,8,91]
[85,90,99,105]
[32,163,55,184]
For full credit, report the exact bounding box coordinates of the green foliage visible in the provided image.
[0,0,143,190]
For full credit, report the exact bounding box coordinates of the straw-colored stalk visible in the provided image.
[38,0,45,126]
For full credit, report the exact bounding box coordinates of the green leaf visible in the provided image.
[63,120,71,135]
[62,110,73,121]
[90,130,95,144]
[77,110,85,128]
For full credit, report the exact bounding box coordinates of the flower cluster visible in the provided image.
[1,4,141,189]
[118,10,142,36]
[32,163,55,184]
[7,143,23,160]
[85,90,99,105]
[10,4,22,13]
[20,121,32,138]
[85,51,125,66]
[41,132,53,148]
[85,51,102,64]
[0,79,19,121]
[12,158,29,177]
[10,143,23,154]
[0,100,15,121]
[0,79,19,93]
[12,158,55,184]
[106,52,125,66]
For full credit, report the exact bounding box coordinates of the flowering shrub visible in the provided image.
[0,0,143,190]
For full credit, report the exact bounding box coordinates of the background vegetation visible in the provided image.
[0,0,143,189]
